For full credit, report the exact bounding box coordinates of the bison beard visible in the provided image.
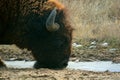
[0,0,73,69]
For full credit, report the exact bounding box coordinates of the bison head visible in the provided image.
[28,7,73,69]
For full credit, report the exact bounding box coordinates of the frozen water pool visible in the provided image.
[4,61,120,72]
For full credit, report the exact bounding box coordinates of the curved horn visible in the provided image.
[46,8,60,32]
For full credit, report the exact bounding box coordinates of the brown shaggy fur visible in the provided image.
[0,0,73,69]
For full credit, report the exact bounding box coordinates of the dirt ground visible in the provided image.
[0,68,120,80]
[0,45,120,80]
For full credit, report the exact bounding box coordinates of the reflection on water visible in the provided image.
[4,61,120,72]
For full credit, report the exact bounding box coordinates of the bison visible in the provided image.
[0,0,73,69]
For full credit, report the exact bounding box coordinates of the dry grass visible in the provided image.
[59,0,120,46]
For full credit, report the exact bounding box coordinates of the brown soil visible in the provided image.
[0,44,120,80]
[0,68,120,80]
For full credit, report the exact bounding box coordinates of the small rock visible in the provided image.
[101,42,108,47]
[109,48,117,53]
[89,46,96,49]
[72,43,82,48]
[91,41,96,45]
[10,58,17,61]
[75,59,80,63]
[70,57,77,61]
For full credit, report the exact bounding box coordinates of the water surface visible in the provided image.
[4,61,120,72]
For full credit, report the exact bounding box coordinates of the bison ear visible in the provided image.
[46,7,60,32]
